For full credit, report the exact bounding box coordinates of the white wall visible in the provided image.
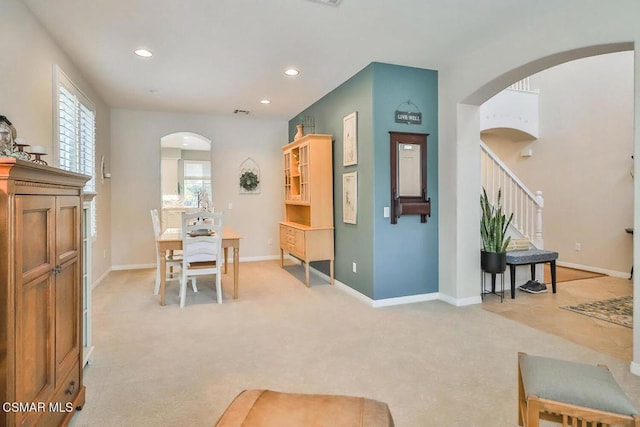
[484,52,634,275]
[0,0,112,284]
[110,109,287,268]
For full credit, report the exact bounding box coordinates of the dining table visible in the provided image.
[157,226,242,305]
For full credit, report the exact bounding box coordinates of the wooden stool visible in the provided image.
[518,352,640,427]
[215,389,394,427]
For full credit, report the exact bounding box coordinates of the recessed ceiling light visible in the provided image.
[306,0,343,5]
[260,99,271,104]
[285,68,299,76]
[135,48,153,57]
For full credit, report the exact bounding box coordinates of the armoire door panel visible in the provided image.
[15,274,55,406]
[56,196,80,265]
[16,196,55,283]
[55,260,80,381]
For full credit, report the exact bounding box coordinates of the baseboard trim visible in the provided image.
[630,361,640,377]
[240,255,281,262]
[439,293,483,307]
[557,261,629,279]
[110,255,281,273]
[111,263,155,271]
[92,267,112,290]
[309,265,458,307]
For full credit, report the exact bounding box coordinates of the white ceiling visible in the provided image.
[23,0,560,120]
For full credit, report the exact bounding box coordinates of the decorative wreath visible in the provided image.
[239,170,260,192]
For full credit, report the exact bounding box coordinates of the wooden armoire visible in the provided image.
[0,158,88,427]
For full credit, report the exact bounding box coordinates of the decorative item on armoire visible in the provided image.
[239,157,260,194]
[0,115,30,160]
[294,124,304,140]
[29,145,48,165]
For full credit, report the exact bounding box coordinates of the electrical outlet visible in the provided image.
[352,262,357,273]
[575,243,581,251]
[228,202,233,210]
[267,238,273,245]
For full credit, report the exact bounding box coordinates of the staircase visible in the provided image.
[480,141,544,249]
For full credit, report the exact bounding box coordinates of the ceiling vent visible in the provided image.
[306,0,343,6]
[233,109,251,115]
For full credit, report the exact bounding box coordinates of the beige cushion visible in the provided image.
[215,389,394,427]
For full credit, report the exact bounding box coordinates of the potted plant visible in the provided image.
[480,187,513,273]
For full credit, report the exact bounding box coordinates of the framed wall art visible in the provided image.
[343,111,357,166]
[343,171,357,224]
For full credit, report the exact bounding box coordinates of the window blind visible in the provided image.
[56,66,97,236]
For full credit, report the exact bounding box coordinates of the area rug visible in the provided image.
[561,296,633,328]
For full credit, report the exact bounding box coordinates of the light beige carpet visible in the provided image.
[70,261,640,427]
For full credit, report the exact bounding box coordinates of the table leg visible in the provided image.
[233,247,239,299]
[550,260,557,293]
[224,247,229,274]
[305,262,310,288]
[509,265,516,299]
[160,256,167,306]
[330,260,334,285]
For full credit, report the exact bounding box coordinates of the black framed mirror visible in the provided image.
[389,131,431,224]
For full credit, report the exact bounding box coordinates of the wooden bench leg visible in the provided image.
[509,264,516,299]
[530,263,536,281]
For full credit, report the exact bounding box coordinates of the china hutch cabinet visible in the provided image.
[280,134,334,287]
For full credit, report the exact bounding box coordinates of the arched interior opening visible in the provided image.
[454,42,636,365]
[160,131,212,229]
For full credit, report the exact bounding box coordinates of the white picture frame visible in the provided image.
[343,111,357,166]
[343,171,357,224]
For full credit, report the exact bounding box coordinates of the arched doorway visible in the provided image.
[160,132,212,229]
[449,42,638,372]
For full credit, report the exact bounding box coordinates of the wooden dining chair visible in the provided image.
[150,209,183,295]
[180,211,224,308]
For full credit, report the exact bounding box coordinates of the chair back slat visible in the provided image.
[179,211,224,307]
[182,211,223,266]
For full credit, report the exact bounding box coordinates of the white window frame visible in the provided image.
[54,65,97,237]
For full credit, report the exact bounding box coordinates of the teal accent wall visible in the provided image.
[372,63,438,299]
[289,62,438,300]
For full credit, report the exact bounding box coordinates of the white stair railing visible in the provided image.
[480,141,544,249]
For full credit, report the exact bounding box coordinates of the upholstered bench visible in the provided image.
[506,249,558,299]
[215,389,395,427]
[518,352,640,426]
